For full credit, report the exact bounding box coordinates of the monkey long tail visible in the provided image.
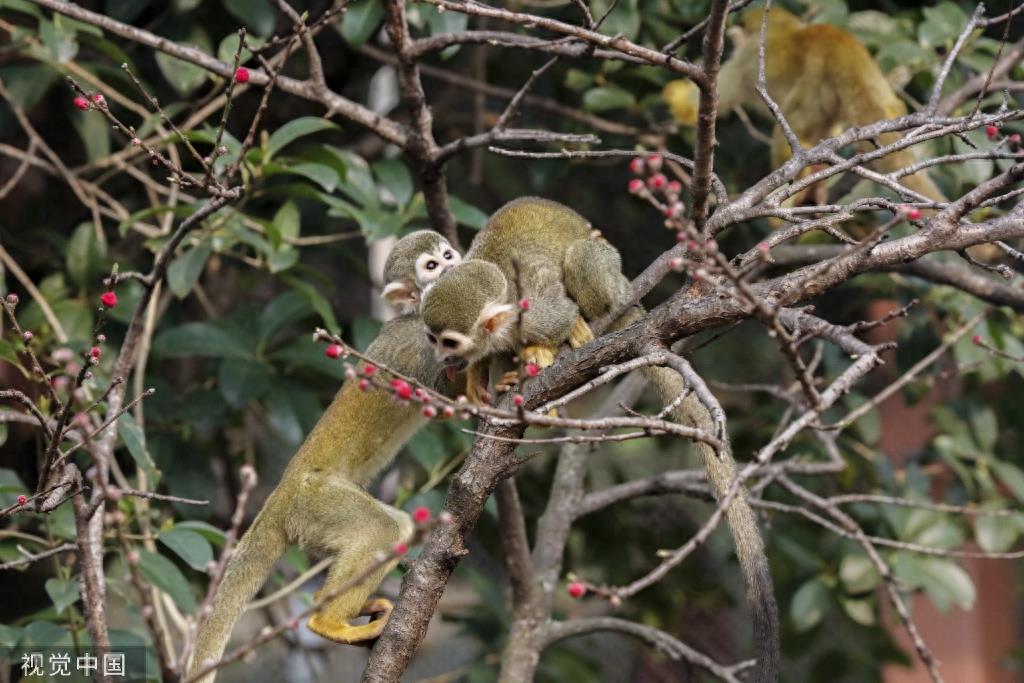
[642,365,779,682]
[189,510,287,683]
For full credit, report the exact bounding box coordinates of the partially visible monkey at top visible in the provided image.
[663,6,945,203]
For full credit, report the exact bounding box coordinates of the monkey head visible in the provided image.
[382,230,462,314]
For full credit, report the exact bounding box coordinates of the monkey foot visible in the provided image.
[568,316,594,349]
[307,598,394,645]
[521,345,556,368]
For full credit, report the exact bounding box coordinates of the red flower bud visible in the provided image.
[73,96,89,110]
[901,205,922,221]
[972,335,983,346]
[667,180,682,194]
[518,298,530,311]
[628,157,645,175]
[412,506,431,524]
[1010,133,1022,145]
[647,173,668,190]
[986,125,999,139]
[442,405,455,419]
[647,153,663,171]
[628,178,645,194]
[325,343,343,359]
[567,581,586,598]
[22,331,33,342]
[525,362,540,378]
[390,378,413,400]
[5,293,18,305]
[90,346,101,358]
[100,291,118,308]
[670,257,685,272]
[91,93,105,106]
[513,393,524,407]
[234,67,250,83]
[392,542,408,556]
[17,495,27,506]
[422,405,437,418]
[358,378,371,391]
[363,363,377,377]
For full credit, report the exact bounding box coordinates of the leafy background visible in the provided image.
[0,0,1022,681]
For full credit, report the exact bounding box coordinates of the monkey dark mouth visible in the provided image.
[442,357,468,372]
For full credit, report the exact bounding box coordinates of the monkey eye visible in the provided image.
[425,260,439,271]
[442,338,459,350]
[442,250,454,260]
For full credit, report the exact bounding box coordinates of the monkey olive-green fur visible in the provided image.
[421,197,779,683]
[421,260,507,335]
[189,314,444,682]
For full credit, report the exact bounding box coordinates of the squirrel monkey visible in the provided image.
[420,198,778,681]
[189,314,445,682]
[382,230,462,314]
[420,198,597,401]
[663,7,944,203]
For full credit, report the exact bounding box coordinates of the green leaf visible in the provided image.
[72,103,111,162]
[892,554,975,612]
[66,222,106,291]
[790,577,830,632]
[271,201,301,250]
[158,528,213,570]
[583,85,635,112]
[118,414,158,482]
[448,195,488,230]
[841,597,876,626]
[281,275,341,335]
[258,290,313,346]
[268,246,299,273]
[167,239,212,299]
[44,577,80,615]
[839,553,879,594]
[975,511,1021,553]
[328,147,378,207]
[340,0,385,47]
[137,549,196,613]
[155,28,212,95]
[266,117,337,160]
[39,17,78,62]
[969,407,998,452]
[152,322,253,359]
[175,521,226,547]
[590,0,639,40]
[221,0,275,36]
[991,460,1024,503]
[278,161,340,192]
[0,338,24,377]
[218,358,273,408]
[373,159,413,207]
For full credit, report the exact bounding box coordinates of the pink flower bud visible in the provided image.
[628,178,645,194]
[234,67,250,83]
[647,173,668,190]
[525,363,540,378]
[100,291,118,308]
[325,344,343,359]
[567,581,586,598]
[412,506,431,523]
[628,157,644,175]
[73,96,89,110]
[513,393,524,407]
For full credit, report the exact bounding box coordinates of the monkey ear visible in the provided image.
[477,302,517,337]
[382,281,418,311]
